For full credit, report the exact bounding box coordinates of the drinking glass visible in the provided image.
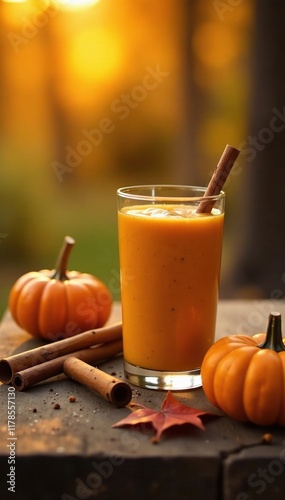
[117,185,225,390]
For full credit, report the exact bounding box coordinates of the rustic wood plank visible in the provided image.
[223,445,285,500]
[1,301,285,499]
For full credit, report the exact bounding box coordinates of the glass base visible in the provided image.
[124,361,202,390]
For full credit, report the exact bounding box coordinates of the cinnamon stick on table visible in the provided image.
[63,357,132,408]
[0,322,122,384]
[11,339,123,391]
[196,144,240,214]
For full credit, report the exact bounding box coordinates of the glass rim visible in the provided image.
[117,184,225,203]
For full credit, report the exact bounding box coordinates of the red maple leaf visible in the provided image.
[112,391,218,443]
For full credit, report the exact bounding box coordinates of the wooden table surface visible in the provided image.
[1,300,285,500]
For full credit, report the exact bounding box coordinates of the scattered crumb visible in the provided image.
[132,389,141,397]
[54,403,61,410]
[69,395,76,403]
[32,408,37,413]
[111,372,117,376]
[262,433,273,444]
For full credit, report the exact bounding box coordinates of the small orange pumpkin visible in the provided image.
[9,236,113,341]
[201,312,285,426]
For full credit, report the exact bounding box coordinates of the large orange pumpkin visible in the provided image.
[9,236,112,341]
[201,312,285,426]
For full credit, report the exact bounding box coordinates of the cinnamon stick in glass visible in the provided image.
[0,322,122,384]
[11,339,123,391]
[196,144,240,214]
[63,357,132,408]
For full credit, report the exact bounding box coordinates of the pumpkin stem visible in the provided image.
[258,312,285,352]
[52,236,75,281]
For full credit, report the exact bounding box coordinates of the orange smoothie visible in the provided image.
[118,204,224,371]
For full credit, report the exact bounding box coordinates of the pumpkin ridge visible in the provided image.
[80,282,100,325]
[61,279,69,338]
[277,351,285,425]
[214,346,257,421]
[38,280,68,340]
[76,281,99,329]
[64,280,90,337]
[17,277,49,336]
[83,282,112,327]
[63,280,72,338]
[8,272,38,321]
[243,348,283,425]
[33,279,50,336]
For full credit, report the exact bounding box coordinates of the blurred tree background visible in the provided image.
[1,0,279,317]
